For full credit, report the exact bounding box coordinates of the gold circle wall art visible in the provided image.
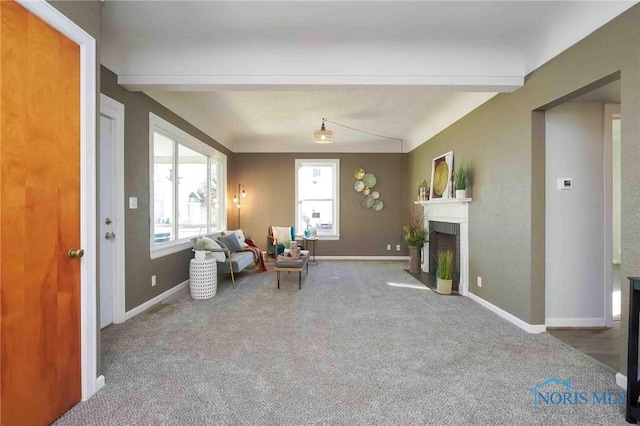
[429,151,453,199]
[354,168,383,212]
[433,161,449,196]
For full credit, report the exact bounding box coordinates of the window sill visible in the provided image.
[150,239,193,259]
[317,234,340,241]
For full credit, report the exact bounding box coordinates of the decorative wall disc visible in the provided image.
[360,194,374,208]
[372,200,384,211]
[362,173,377,188]
[362,186,370,195]
[371,191,380,199]
[354,168,365,179]
[354,180,364,192]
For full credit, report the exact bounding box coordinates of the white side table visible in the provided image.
[301,236,319,265]
[189,258,217,299]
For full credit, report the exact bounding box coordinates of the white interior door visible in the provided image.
[99,94,126,327]
[99,114,115,328]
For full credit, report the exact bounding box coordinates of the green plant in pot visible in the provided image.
[454,163,469,199]
[403,206,428,273]
[435,250,454,294]
[193,237,208,260]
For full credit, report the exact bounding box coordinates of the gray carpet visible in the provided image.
[57,261,626,425]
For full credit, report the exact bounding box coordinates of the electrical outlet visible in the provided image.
[477,276,482,288]
[386,244,391,251]
[396,244,401,251]
[151,275,157,287]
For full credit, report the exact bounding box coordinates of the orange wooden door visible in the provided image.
[1,1,82,425]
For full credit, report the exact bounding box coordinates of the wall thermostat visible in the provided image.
[557,178,572,190]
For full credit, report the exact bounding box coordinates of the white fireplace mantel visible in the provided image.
[415,198,471,295]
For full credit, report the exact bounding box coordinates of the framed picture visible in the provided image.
[430,151,453,199]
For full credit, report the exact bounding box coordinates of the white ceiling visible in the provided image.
[101,1,636,153]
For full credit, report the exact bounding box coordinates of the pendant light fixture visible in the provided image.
[313,118,333,144]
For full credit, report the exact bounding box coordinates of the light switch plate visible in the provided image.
[129,197,138,209]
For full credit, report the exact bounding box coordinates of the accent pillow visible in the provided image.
[225,229,249,249]
[219,233,243,253]
[206,239,226,262]
[194,237,225,262]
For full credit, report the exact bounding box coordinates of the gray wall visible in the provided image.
[100,66,233,310]
[48,1,100,41]
[544,103,605,324]
[230,153,406,256]
[407,5,640,330]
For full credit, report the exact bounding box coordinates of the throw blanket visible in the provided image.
[244,238,267,272]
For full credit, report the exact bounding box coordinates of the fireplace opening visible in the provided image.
[429,221,460,292]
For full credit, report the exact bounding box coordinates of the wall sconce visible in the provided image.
[233,184,247,228]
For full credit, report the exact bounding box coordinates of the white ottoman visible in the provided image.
[189,258,217,299]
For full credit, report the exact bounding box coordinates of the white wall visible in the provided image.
[545,102,606,326]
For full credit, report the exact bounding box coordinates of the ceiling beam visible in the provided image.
[118,74,523,93]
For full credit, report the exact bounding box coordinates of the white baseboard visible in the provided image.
[124,280,189,321]
[315,256,408,261]
[466,292,546,334]
[96,375,105,391]
[616,372,626,390]
[545,317,607,328]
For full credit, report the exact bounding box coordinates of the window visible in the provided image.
[295,159,340,240]
[150,113,226,258]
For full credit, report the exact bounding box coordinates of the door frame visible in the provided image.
[604,103,621,327]
[99,94,126,325]
[17,0,100,401]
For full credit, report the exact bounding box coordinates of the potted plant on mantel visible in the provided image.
[454,163,470,199]
[436,250,454,295]
[402,206,428,274]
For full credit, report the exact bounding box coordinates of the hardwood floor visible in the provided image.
[548,264,624,372]
[547,322,622,371]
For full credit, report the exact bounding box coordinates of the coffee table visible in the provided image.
[275,256,309,289]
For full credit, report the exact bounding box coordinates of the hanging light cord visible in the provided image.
[324,119,403,142]
[322,118,405,245]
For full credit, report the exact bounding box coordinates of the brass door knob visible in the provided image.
[68,248,85,259]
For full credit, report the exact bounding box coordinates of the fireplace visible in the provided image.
[428,222,461,291]
[416,198,471,295]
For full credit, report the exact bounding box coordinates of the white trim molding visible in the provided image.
[467,292,547,334]
[100,94,126,325]
[617,373,627,390]
[124,280,190,321]
[315,256,408,261]
[16,0,99,402]
[96,375,105,392]
[545,317,607,328]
